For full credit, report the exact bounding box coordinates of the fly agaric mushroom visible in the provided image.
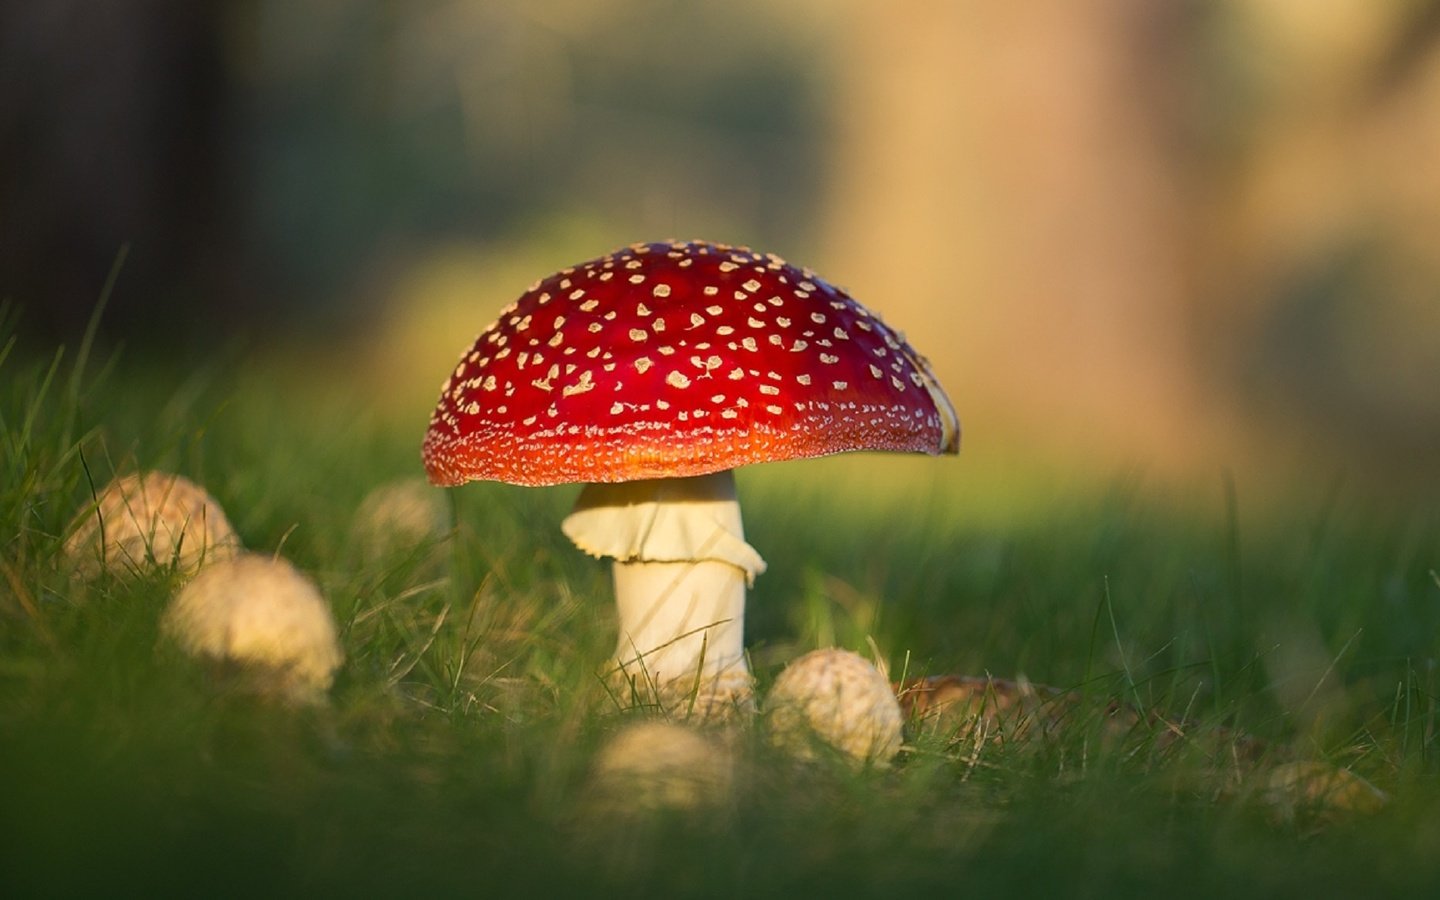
[422,240,958,719]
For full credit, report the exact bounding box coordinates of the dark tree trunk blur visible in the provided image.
[0,0,241,347]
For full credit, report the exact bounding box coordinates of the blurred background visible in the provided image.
[3,0,1439,491]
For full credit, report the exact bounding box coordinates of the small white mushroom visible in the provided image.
[765,647,904,766]
[586,721,734,816]
[162,553,344,704]
[351,477,448,556]
[64,472,241,579]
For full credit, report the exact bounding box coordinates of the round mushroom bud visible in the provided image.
[351,477,449,556]
[586,720,735,817]
[64,471,241,579]
[765,648,904,766]
[422,241,959,721]
[161,553,344,704]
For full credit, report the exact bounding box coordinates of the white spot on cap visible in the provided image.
[759,384,779,396]
[562,372,595,397]
[636,303,651,316]
[719,261,739,272]
[869,364,883,378]
[635,357,654,374]
[629,329,648,342]
[820,353,839,364]
[666,371,692,389]
[653,283,672,297]
[796,374,812,386]
[833,380,848,390]
[741,337,758,352]
[742,278,761,292]
[765,404,783,415]
[689,313,705,328]
[628,274,645,285]
[580,299,599,312]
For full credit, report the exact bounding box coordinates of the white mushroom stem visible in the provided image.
[562,471,765,697]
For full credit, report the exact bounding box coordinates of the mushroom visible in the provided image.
[351,477,449,557]
[422,240,958,719]
[765,647,905,766]
[586,720,735,816]
[64,471,241,580]
[161,553,344,704]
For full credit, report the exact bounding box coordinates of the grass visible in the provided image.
[3,316,1440,898]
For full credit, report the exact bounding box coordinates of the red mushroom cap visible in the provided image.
[423,240,959,487]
